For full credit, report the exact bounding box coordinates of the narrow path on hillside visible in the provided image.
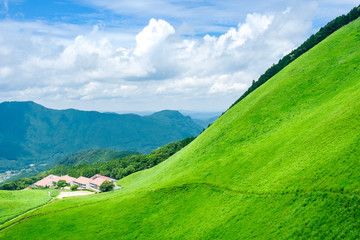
[1,190,98,231]
[155,182,360,198]
[0,192,55,232]
[0,192,112,233]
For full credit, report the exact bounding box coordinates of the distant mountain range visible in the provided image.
[192,116,219,128]
[115,110,221,128]
[0,101,203,172]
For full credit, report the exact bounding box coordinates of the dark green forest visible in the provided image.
[56,149,138,166]
[0,137,195,190]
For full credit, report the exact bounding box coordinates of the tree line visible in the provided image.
[0,137,195,190]
[229,5,360,110]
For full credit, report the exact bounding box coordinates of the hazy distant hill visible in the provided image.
[0,101,202,172]
[178,111,220,128]
[192,116,219,128]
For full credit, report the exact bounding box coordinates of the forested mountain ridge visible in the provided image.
[0,101,202,172]
[56,149,139,166]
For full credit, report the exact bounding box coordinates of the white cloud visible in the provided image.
[0,66,12,78]
[66,82,138,100]
[323,0,359,4]
[0,5,323,111]
[202,14,274,56]
[134,18,175,56]
[208,73,251,94]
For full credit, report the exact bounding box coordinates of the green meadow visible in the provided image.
[1,15,360,240]
[0,190,53,225]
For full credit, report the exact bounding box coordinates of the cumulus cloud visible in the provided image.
[135,18,175,56]
[0,66,12,78]
[0,6,316,111]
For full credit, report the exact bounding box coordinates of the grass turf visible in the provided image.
[0,190,53,224]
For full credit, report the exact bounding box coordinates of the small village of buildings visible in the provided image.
[33,174,117,192]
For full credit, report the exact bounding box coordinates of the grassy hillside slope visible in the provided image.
[1,17,360,240]
[119,16,360,194]
[0,190,52,224]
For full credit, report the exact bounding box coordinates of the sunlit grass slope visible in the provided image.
[0,190,51,224]
[120,17,360,194]
[1,18,360,240]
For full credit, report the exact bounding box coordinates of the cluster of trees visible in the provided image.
[56,180,67,188]
[0,177,36,190]
[0,137,195,190]
[56,149,138,166]
[229,5,360,109]
[99,181,115,192]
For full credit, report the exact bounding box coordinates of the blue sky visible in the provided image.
[0,0,359,112]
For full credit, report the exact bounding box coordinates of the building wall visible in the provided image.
[90,183,99,190]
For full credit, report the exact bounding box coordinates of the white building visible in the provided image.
[36,174,117,192]
[71,176,91,189]
[34,174,76,187]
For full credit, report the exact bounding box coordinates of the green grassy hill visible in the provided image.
[0,190,53,225]
[1,15,360,240]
